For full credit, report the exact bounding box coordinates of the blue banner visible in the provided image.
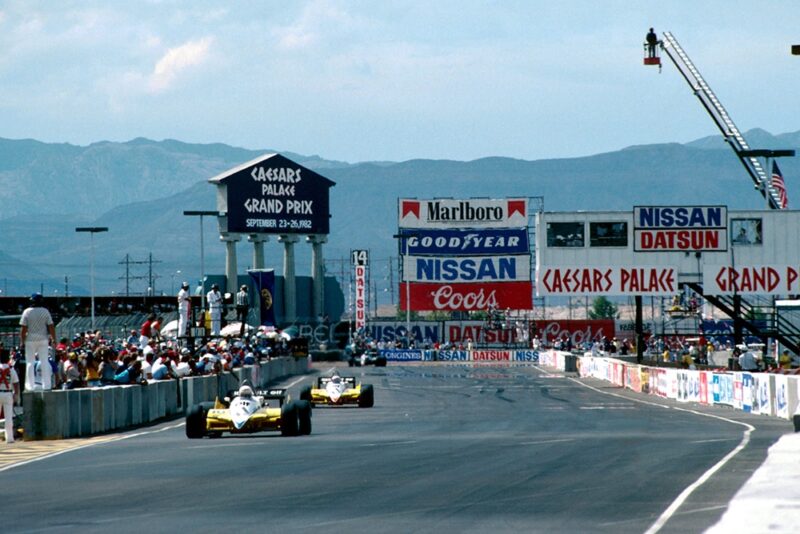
[398,228,529,256]
[249,269,276,326]
[513,350,539,362]
[438,350,469,361]
[379,349,424,361]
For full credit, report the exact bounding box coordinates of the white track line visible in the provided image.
[560,372,754,534]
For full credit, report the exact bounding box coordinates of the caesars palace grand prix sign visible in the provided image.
[211,153,335,235]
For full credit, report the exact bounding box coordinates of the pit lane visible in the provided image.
[1,362,790,533]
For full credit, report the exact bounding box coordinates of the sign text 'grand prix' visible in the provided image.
[703,264,800,295]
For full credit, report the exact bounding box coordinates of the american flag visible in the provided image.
[771,161,788,209]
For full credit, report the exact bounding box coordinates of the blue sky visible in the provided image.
[1,1,799,163]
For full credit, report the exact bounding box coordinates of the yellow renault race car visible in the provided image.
[186,383,311,438]
[299,373,374,408]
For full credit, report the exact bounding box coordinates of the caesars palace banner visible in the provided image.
[398,198,532,311]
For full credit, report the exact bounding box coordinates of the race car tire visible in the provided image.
[358,384,374,408]
[281,401,299,436]
[299,385,312,402]
[376,357,387,367]
[186,404,207,439]
[199,401,216,412]
[348,358,355,367]
[296,400,312,435]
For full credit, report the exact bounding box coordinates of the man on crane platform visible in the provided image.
[646,28,659,58]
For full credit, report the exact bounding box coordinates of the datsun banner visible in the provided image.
[399,198,527,229]
[537,266,677,295]
[445,321,527,345]
[471,350,512,361]
[397,228,529,256]
[401,282,533,311]
[633,205,727,252]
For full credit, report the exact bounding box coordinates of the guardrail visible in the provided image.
[21,356,308,440]
[572,351,800,424]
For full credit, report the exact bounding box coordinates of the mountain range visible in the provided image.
[0,129,798,302]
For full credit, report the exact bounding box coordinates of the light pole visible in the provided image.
[76,226,108,331]
[171,270,181,294]
[183,210,218,310]
[393,231,418,341]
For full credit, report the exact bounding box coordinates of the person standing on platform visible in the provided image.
[20,293,56,391]
[0,351,20,444]
[207,283,223,336]
[177,282,191,339]
[646,27,658,58]
[235,285,250,338]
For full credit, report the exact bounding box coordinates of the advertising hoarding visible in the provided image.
[633,205,727,252]
[401,281,533,312]
[214,153,334,235]
[399,198,527,229]
[397,228,529,256]
[402,255,531,283]
[537,266,678,295]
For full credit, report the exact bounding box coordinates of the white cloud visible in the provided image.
[273,0,361,51]
[147,36,213,93]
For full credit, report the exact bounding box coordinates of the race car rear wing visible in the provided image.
[318,376,357,388]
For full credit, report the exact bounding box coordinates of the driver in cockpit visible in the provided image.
[239,383,254,400]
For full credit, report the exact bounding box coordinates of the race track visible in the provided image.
[1,363,791,533]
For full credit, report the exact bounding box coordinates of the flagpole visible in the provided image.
[766,156,771,210]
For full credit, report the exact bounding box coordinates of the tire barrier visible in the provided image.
[21,356,308,440]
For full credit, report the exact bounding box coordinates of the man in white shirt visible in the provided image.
[20,293,56,391]
[177,282,191,338]
[206,283,223,336]
[0,351,20,443]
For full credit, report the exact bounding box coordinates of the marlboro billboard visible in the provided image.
[398,197,532,312]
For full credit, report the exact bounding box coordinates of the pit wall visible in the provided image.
[21,356,308,441]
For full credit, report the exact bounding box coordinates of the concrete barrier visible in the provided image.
[21,356,308,441]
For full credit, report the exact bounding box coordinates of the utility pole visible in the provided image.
[119,254,162,296]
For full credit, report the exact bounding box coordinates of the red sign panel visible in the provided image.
[400,282,532,311]
[535,319,615,346]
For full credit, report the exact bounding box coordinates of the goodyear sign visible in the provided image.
[398,228,529,256]
[633,206,727,252]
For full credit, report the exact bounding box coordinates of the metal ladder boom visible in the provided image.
[660,31,782,209]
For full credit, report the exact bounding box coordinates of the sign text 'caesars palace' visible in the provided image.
[537,266,677,295]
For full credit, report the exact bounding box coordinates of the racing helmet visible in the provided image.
[331,372,341,384]
[239,384,254,399]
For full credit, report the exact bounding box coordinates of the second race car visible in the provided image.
[299,372,374,408]
[186,382,312,438]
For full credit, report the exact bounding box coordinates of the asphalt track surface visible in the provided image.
[1,363,792,534]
